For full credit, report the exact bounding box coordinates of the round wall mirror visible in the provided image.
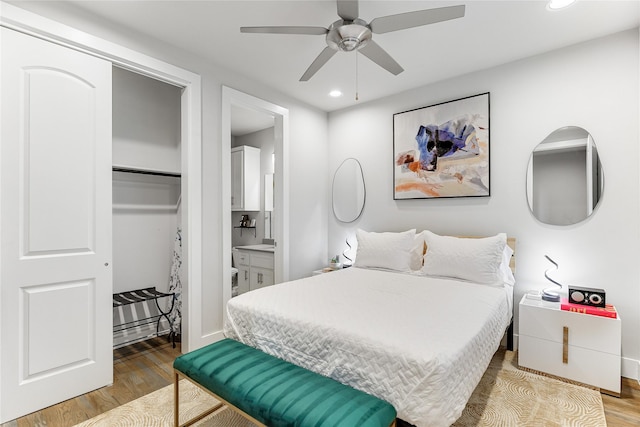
[526,126,604,226]
[332,158,366,223]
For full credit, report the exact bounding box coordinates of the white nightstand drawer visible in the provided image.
[519,335,620,393]
[519,301,620,355]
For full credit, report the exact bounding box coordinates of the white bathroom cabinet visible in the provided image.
[231,145,261,211]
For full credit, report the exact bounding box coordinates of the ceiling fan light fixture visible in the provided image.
[339,37,362,51]
[329,89,343,97]
[326,19,372,52]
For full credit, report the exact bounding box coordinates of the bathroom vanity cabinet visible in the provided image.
[233,245,275,295]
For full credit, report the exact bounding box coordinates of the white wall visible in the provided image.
[11,1,330,337]
[112,66,181,173]
[328,29,640,378]
[112,173,180,294]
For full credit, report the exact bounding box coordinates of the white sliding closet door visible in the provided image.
[0,28,113,422]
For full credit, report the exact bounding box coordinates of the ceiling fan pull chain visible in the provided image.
[354,52,358,101]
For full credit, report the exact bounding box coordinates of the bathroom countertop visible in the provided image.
[234,244,275,253]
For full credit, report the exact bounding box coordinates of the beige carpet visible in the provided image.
[74,349,606,427]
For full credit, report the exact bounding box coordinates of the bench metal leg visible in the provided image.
[174,370,226,427]
[174,371,180,427]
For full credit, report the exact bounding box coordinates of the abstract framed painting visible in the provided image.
[393,92,490,200]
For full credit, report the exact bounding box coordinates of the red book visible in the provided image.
[560,298,617,318]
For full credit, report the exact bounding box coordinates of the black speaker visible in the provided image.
[568,286,606,307]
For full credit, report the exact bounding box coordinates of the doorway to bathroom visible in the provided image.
[222,87,290,304]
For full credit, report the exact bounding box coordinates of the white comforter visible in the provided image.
[224,267,512,427]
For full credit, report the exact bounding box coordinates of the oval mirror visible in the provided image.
[526,126,604,226]
[332,158,366,223]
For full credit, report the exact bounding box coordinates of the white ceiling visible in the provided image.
[20,0,639,114]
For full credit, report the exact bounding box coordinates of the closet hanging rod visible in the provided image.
[112,166,181,178]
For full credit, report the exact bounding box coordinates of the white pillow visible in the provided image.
[354,229,416,272]
[421,231,507,285]
[410,230,428,271]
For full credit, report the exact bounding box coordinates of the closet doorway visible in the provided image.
[222,87,290,305]
[111,67,183,348]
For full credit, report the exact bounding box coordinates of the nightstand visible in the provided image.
[518,295,621,396]
[312,267,337,276]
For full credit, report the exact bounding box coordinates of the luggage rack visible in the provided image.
[113,287,176,348]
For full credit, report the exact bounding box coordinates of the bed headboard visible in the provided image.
[507,237,516,275]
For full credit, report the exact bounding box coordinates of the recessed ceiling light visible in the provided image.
[329,90,343,98]
[547,0,577,10]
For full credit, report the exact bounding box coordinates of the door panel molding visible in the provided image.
[21,66,96,256]
[22,280,95,379]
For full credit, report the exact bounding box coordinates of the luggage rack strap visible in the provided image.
[113,287,173,307]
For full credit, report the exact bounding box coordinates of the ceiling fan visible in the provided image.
[241,0,465,81]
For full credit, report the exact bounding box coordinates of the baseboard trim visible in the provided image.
[621,356,639,381]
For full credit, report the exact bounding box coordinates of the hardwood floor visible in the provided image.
[2,341,639,427]
[603,378,640,427]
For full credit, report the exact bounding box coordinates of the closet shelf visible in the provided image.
[113,287,176,347]
[113,165,181,178]
[113,203,179,212]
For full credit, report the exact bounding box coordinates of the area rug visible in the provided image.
[74,349,606,427]
[73,379,255,427]
[452,349,606,426]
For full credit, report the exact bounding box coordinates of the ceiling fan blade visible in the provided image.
[300,47,337,81]
[337,0,359,21]
[358,41,404,75]
[241,26,328,35]
[369,5,465,34]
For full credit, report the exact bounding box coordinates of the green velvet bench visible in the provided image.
[173,338,397,427]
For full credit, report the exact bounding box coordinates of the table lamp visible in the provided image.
[542,255,562,302]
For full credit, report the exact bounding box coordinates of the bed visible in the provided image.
[224,230,515,427]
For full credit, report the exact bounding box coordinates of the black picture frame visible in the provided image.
[393,92,490,200]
